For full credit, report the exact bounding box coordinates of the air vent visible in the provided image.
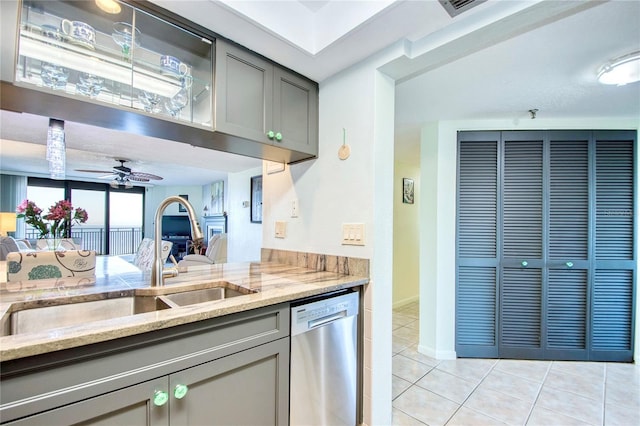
[439,0,486,17]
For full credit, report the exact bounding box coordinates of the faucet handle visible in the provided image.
[162,266,179,279]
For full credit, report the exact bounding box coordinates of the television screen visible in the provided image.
[162,215,191,237]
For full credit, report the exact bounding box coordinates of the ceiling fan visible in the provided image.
[76,159,163,188]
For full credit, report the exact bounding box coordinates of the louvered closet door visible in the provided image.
[546,133,590,360]
[456,132,499,358]
[592,132,636,362]
[499,133,544,359]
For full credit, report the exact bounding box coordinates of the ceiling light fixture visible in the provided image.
[96,0,121,14]
[46,118,65,180]
[597,50,640,86]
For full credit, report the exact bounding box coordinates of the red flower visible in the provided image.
[16,199,88,239]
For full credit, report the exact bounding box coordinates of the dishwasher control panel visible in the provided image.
[291,291,359,336]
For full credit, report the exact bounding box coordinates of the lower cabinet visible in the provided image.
[1,304,290,425]
[5,339,289,426]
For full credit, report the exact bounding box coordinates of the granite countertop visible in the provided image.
[0,256,368,362]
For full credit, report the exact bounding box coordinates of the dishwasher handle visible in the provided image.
[308,310,347,329]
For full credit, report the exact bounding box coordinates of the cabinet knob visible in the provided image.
[174,384,189,399]
[267,130,275,139]
[275,132,283,142]
[521,260,528,267]
[153,390,169,406]
[566,261,574,268]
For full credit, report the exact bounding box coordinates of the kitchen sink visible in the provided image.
[0,282,257,337]
[159,285,256,307]
[1,296,171,337]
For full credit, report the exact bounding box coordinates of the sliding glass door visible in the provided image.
[25,177,145,255]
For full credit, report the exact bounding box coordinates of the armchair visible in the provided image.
[178,234,227,267]
[0,236,35,261]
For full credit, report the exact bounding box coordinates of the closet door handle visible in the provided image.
[521,260,528,267]
[566,261,574,268]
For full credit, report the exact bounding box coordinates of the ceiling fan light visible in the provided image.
[110,179,119,189]
[597,51,640,86]
[124,180,133,189]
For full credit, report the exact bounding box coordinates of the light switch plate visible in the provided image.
[341,223,365,246]
[275,221,287,238]
[291,199,299,218]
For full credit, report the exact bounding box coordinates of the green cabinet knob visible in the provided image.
[267,130,275,139]
[521,260,528,267]
[153,390,169,406]
[174,384,189,399]
[275,132,283,142]
[566,261,574,268]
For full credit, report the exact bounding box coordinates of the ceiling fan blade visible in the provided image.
[75,169,114,174]
[131,172,163,180]
[127,175,150,182]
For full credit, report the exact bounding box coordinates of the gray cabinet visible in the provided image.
[0,1,318,164]
[171,339,289,426]
[5,340,289,426]
[215,40,318,156]
[0,304,290,425]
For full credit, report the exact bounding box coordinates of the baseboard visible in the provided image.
[418,343,457,360]
[393,295,419,310]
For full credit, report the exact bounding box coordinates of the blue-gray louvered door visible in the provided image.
[592,132,636,361]
[456,132,500,358]
[456,130,635,361]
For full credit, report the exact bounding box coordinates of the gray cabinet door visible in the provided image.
[169,338,290,426]
[273,67,318,155]
[5,377,170,426]
[215,40,273,144]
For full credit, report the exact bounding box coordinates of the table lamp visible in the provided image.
[0,212,17,236]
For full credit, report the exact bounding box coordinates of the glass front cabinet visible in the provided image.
[15,0,213,129]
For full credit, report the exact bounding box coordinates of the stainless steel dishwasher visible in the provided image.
[290,290,359,426]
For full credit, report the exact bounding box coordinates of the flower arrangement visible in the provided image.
[16,199,88,240]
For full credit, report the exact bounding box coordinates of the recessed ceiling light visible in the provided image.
[96,0,121,14]
[597,50,640,86]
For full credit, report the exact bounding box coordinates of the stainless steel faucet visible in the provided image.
[151,195,204,287]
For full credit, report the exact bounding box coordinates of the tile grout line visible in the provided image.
[442,358,501,426]
[601,363,607,426]
[522,359,553,425]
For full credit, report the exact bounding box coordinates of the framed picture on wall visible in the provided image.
[402,178,414,204]
[210,181,224,215]
[251,175,263,223]
[178,194,189,212]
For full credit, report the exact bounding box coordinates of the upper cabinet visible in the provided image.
[15,0,213,128]
[215,40,318,156]
[2,0,318,162]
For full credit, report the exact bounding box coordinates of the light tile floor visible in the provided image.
[392,302,640,426]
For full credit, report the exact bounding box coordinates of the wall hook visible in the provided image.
[529,108,539,119]
[338,127,351,160]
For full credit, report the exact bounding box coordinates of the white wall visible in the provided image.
[144,185,203,238]
[419,117,640,362]
[393,161,420,307]
[227,166,262,262]
[262,47,399,424]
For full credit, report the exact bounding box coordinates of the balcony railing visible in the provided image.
[24,227,143,255]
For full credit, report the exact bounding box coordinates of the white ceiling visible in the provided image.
[1,0,639,185]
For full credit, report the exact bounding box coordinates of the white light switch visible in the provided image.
[342,223,365,246]
[275,221,287,238]
[291,199,299,218]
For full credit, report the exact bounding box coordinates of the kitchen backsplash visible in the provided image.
[261,249,369,277]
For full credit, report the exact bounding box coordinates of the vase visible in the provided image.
[42,237,62,251]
